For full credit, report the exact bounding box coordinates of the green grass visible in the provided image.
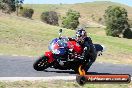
[90,34,132,64]
[85,27,132,64]
[0,14,75,56]
[0,81,132,88]
[0,13,132,64]
[86,27,106,36]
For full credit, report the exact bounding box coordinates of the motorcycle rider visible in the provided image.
[69,28,97,71]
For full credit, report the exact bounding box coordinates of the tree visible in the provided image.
[0,0,15,13]
[41,11,59,26]
[15,0,24,16]
[62,9,80,30]
[0,0,24,14]
[104,6,130,37]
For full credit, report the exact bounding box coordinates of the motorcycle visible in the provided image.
[33,29,106,73]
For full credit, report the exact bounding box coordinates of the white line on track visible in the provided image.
[0,76,76,82]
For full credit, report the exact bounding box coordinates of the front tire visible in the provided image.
[33,56,50,71]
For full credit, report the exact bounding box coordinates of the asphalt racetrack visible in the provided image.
[0,55,132,77]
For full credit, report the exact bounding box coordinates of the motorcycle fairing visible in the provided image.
[45,51,55,63]
[67,41,83,54]
[48,38,68,55]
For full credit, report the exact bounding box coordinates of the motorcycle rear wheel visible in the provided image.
[33,56,50,71]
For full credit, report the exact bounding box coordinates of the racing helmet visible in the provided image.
[76,28,87,43]
[76,28,87,38]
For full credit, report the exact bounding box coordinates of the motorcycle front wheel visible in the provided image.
[33,56,51,71]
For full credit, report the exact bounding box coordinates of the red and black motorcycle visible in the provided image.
[33,29,106,73]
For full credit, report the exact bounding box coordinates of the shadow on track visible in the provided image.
[44,70,75,74]
[43,70,112,75]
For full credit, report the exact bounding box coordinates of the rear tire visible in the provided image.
[33,56,50,71]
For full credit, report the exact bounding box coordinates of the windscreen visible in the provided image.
[48,37,69,55]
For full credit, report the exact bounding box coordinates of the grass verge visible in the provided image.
[0,80,132,88]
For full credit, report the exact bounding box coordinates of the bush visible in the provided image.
[104,6,130,37]
[41,11,59,26]
[62,9,80,30]
[20,7,34,18]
